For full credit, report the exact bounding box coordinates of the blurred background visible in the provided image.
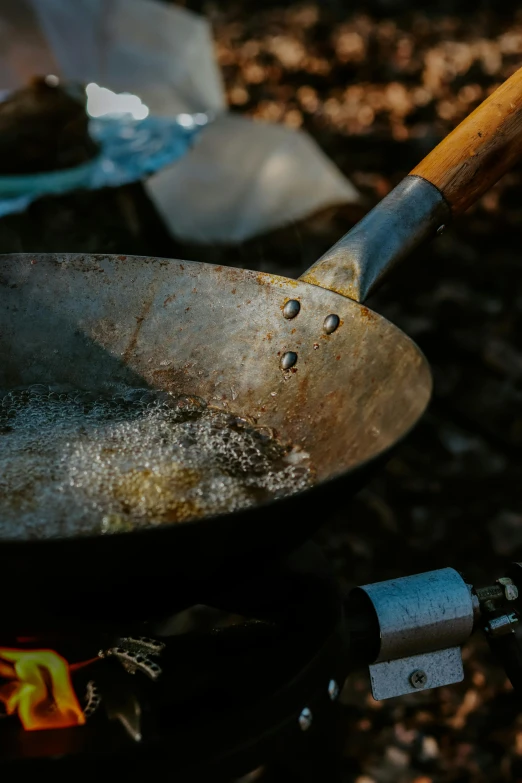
[2,0,522,780]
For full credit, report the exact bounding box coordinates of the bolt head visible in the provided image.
[280,351,298,370]
[283,299,301,319]
[323,314,340,335]
[410,669,428,689]
[298,707,312,731]
[328,679,340,701]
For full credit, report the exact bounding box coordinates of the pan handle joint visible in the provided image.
[300,175,450,302]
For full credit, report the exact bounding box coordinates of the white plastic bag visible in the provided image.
[147,113,360,243]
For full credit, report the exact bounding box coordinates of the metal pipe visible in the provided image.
[348,568,474,663]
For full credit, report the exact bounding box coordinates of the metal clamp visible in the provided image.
[347,568,474,700]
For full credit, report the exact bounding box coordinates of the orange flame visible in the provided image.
[0,648,85,730]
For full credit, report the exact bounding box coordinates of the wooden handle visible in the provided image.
[410,67,522,215]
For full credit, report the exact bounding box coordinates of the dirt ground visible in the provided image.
[1,1,522,780]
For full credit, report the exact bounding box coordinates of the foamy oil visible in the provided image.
[0,385,313,539]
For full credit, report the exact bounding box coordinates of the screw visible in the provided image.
[280,351,297,370]
[323,314,340,335]
[410,670,428,689]
[328,679,340,701]
[283,299,301,319]
[436,224,445,235]
[497,577,519,602]
[298,707,312,731]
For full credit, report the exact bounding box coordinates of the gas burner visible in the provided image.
[0,544,348,782]
[83,681,101,718]
[3,545,521,782]
[98,636,165,680]
[79,636,166,740]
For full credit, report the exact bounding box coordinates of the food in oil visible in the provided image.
[0,385,314,539]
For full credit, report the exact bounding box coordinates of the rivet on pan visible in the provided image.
[323,314,340,334]
[437,224,445,235]
[283,299,300,319]
[328,679,340,701]
[298,707,312,731]
[280,351,297,370]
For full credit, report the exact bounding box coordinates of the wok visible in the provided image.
[1,70,521,631]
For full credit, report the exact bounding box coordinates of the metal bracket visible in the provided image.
[369,646,464,701]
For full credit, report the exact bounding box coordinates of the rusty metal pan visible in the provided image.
[0,69,521,628]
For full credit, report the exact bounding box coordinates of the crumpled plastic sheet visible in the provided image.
[147,113,360,245]
[0,111,206,217]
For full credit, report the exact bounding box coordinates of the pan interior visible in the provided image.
[0,254,431,518]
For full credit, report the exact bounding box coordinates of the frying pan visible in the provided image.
[1,70,521,631]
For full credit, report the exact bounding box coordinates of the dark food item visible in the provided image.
[0,76,99,175]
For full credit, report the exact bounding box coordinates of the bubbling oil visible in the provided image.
[0,385,314,540]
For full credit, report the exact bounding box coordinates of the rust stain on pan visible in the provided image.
[360,307,376,321]
[122,296,154,363]
[257,273,299,289]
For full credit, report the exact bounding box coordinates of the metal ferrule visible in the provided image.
[300,175,451,302]
[351,567,474,664]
